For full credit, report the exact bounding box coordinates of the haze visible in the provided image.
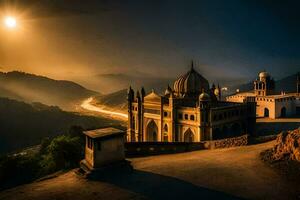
[0,0,300,93]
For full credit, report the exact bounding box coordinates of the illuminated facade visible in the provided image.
[127,63,256,142]
[226,71,300,119]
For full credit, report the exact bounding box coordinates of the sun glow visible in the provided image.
[4,16,17,28]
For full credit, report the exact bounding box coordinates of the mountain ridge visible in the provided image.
[0,71,99,109]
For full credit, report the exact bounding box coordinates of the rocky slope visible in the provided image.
[264,128,300,162]
[261,128,300,181]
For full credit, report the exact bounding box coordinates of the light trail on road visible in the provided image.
[81,97,128,120]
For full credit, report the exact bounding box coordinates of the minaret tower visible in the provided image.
[199,90,211,141]
[254,70,275,96]
[127,86,134,142]
[140,87,146,141]
[136,90,142,142]
[297,73,300,94]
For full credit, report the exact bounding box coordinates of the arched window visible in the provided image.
[280,107,286,118]
[163,124,168,142]
[184,114,188,120]
[190,115,195,121]
[164,111,168,117]
[164,124,168,132]
[264,108,269,117]
[132,116,135,129]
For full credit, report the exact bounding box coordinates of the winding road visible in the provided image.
[80,97,128,120]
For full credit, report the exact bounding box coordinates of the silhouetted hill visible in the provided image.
[226,72,299,95]
[276,73,299,93]
[0,71,98,109]
[95,89,128,111]
[0,97,119,154]
[95,86,168,112]
[92,73,173,94]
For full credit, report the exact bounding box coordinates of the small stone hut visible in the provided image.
[81,127,125,170]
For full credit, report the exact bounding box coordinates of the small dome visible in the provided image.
[173,64,209,96]
[164,85,172,96]
[259,71,270,79]
[199,92,210,101]
[214,88,220,96]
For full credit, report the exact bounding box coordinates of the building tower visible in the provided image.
[140,87,146,141]
[136,90,142,142]
[199,91,211,140]
[254,71,275,96]
[297,73,300,94]
[127,86,134,142]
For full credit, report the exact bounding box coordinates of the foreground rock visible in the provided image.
[261,128,300,181]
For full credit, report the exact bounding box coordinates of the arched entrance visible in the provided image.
[146,120,158,142]
[280,107,286,118]
[184,129,194,142]
[264,108,269,117]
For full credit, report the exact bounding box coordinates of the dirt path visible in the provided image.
[80,97,128,121]
[131,141,299,199]
[1,141,299,200]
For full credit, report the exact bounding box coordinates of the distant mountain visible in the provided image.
[0,97,120,154]
[95,89,128,111]
[95,85,171,112]
[88,73,174,94]
[226,72,300,95]
[0,71,98,109]
[276,73,299,93]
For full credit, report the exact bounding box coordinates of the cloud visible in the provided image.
[0,0,115,18]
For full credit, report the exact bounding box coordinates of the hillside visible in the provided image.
[1,141,299,200]
[0,97,120,154]
[95,89,128,111]
[0,71,98,109]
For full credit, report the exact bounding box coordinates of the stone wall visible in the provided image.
[204,134,248,149]
[125,142,205,157]
[125,135,249,157]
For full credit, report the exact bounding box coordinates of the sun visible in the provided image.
[4,16,17,28]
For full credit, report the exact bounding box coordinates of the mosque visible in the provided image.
[226,71,300,119]
[127,62,256,142]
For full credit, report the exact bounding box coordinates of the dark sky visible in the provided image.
[0,0,300,87]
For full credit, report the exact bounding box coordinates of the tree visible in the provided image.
[40,135,83,173]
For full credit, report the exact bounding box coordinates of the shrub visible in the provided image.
[40,135,83,173]
[0,154,40,190]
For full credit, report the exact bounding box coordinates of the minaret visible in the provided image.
[254,71,274,96]
[127,86,134,142]
[217,83,222,100]
[297,73,300,94]
[211,83,216,91]
[141,87,146,101]
[168,90,176,141]
[199,90,211,141]
[136,90,142,142]
[140,87,146,141]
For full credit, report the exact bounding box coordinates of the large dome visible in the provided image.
[173,65,209,96]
